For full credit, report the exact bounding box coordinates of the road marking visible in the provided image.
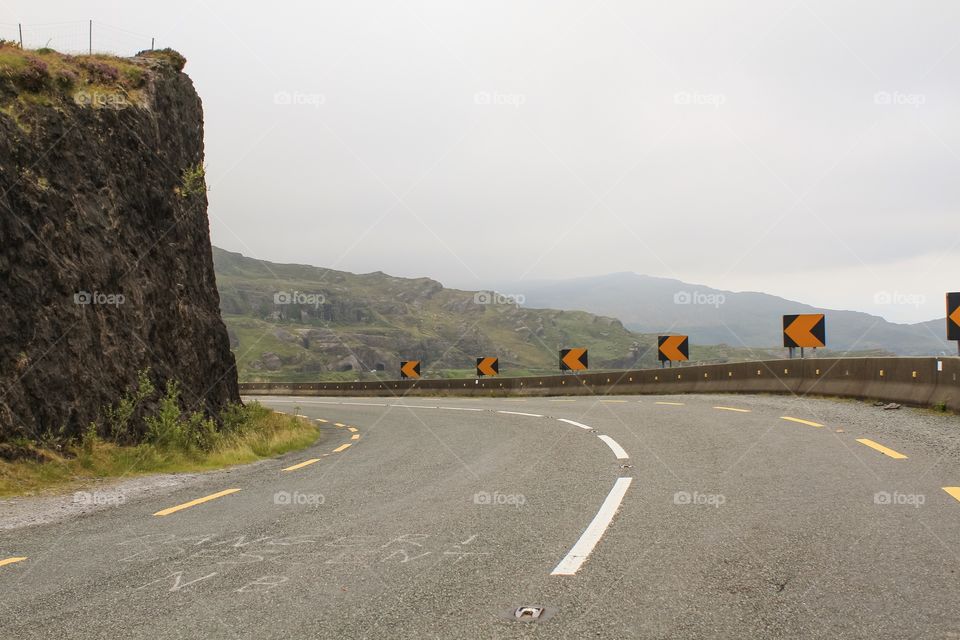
[315,419,329,423]
[334,423,346,427]
[656,401,684,406]
[780,416,824,427]
[557,418,593,430]
[856,438,908,459]
[347,427,358,432]
[390,404,438,409]
[282,458,321,472]
[342,402,386,406]
[497,411,544,417]
[714,406,751,413]
[0,557,27,568]
[351,434,360,440]
[597,435,629,459]
[551,477,633,576]
[333,443,352,453]
[154,489,241,517]
[943,487,960,503]
[439,406,483,412]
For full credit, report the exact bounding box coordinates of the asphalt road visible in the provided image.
[2,393,960,639]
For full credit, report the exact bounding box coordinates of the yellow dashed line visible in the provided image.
[856,438,908,459]
[315,418,328,423]
[282,458,321,472]
[347,427,358,433]
[333,443,352,453]
[943,487,960,503]
[154,489,241,517]
[714,406,751,413]
[780,416,824,427]
[334,423,346,428]
[0,557,27,568]
[351,434,360,440]
[656,401,685,406]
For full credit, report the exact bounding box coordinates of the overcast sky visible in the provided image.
[8,1,960,323]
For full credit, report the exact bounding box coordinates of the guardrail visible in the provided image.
[238,357,960,412]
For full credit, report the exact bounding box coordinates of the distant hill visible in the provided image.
[212,249,783,382]
[496,273,952,356]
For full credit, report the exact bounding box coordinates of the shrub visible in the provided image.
[179,163,206,198]
[77,58,120,84]
[103,369,155,443]
[13,57,50,91]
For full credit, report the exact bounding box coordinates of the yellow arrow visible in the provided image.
[477,357,498,376]
[785,314,825,348]
[659,336,688,361]
[562,348,588,371]
[401,361,420,378]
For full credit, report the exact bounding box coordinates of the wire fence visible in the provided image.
[0,20,157,56]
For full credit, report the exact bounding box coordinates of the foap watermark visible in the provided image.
[673,290,725,308]
[74,290,125,307]
[873,291,926,308]
[273,90,325,108]
[473,291,525,307]
[673,491,726,508]
[73,491,126,506]
[473,491,526,507]
[73,90,130,109]
[274,491,325,506]
[274,290,325,308]
[674,91,726,108]
[474,91,526,108]
[873,91,925,108]
[874,491,924,508]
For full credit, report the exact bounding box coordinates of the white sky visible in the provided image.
[8,1,960,323]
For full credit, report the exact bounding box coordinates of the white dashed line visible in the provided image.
[342,402,387,406]
[551,477,633,576]
[597,435,629,460]
[439,406,484,412]
[497,411,544,417]
[557,418,593,430]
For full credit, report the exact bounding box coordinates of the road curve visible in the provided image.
[1,393,960,639]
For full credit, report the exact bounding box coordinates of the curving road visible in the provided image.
[2,393,960,638]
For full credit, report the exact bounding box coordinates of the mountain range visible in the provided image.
[496,272,952,356]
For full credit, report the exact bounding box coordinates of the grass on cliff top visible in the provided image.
[0,402,320,497]
[0,41,185,112]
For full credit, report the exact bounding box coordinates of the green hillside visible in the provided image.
[213,248,783,382]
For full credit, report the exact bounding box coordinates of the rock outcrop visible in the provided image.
[0,46,239,444]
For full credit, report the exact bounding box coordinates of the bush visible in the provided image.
[77,58,120,84]
[144,379,220,452]
[13,57,50,91]
[103,369,155,443]
[179,163,206,198]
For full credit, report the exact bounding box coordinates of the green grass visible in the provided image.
[0,402,320,497]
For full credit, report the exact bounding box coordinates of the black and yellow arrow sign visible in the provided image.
[658,335,689,362]
[476,357,499,377]
[782,314,826,348]
[948,293,960,341]
[559,348,588,372]
[400,360,421,379]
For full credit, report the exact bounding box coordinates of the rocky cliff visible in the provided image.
[0,46,239,445]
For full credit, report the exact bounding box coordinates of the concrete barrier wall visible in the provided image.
[238,357,960,412]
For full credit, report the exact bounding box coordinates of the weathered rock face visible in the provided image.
[0,49,239,443]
